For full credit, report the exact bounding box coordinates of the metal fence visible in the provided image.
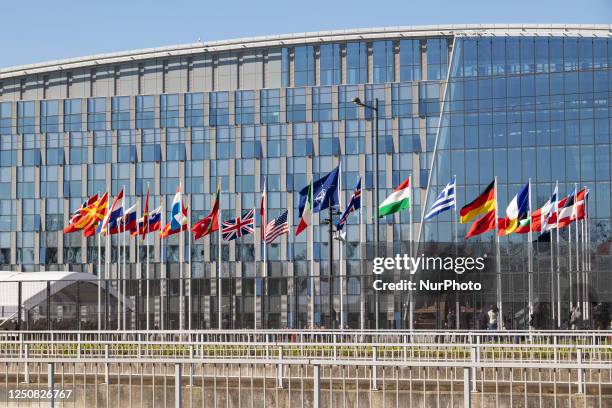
[0,330,611,407]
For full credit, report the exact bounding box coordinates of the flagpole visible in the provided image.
[339,162,344,329]
[188,196,192,331]
[288,205,294,328]
[408,175,414,331]
[555,181,561,328]
[359,175,365,332]
[574,183,581,321]
[123,207,127,331]
[550,187,555,327]
[161,202,165,331]
[258,178,265,330]
[527,178,533,330]
[453,176,459,330]
[106,223,110,330]
[146,211,150,331]
[136,207,140,330]
[262,178,267,330]
[218,185,222,330]
[494,177,503,329]
[309,179,314,330]
[97,232,101,332]
[179,184,184,331]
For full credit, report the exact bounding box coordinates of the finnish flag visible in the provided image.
[424,177,456,220]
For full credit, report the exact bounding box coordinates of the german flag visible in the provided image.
[465,209,496,239]
[460,180,495,224]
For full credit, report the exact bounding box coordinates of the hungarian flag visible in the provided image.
[82,192,109,238]
[571,188,588,221]
[193,185,220,240]
[378,176,411,218]
[465,209,496,239]
[460,180,495,224]
[296,182,312,236]
[64,194,99,234]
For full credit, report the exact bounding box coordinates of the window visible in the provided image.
[111,96,130,130]
[235,90,254,125]
[392,83,413,117]
[320,44,340,85]
[185,93,204,127]
[400,39,421,81]
[142,129,161,162]
[22,199,40,231]
[338,86,359,120]
[191,128,210,160]
[166,128,186,161]
[0,168,10,198]
[0,202,15,232]
[46,133,64,165]
[372,41,394,83]
[318,121,340,156]
[64,99,82,132]
[93,131,112,163]
[63,165,82,196]
[160,94,179,128]
[294,45,315,86]
[210,92,229,126]
[236,159,255,193]
[346,42,367,84]
[0,102,11,135]
[17,101,35,134]
[87,97,106,131]
[266,124,286,157]
[260,89,280,124]
[17,167,35,199]
[118,130,137,162]
[345,120,365,154]
[88,164,106,196]
[427,38,448,80]
[216,126,235,159]
[241,126,261,158]
[0,134,17,166]
[111,163,130,195]
[287,88,306,122]
[313,87,333,121]
[136,95,155,129]
[69,132,87,164]
[292,123,313,157]
[45,198,63,231]
[22,134,40,166]
[399,118,421,153]
[40,100,59,133]
[365,84,386,119]
[41,166,60,198]
[419,82,440,118]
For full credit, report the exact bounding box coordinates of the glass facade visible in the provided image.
[0,28,610,331]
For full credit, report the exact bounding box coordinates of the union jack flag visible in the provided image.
[336,178,362,231]
[221,208,255,241]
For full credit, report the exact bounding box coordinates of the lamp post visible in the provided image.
[352,97,379,330]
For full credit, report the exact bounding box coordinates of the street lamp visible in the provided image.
[352,97,379,330]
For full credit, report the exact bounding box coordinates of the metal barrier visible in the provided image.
[0,330,611,407]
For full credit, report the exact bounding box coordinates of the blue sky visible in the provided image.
[1,0,610,68]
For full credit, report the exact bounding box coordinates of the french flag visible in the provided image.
[100,188,125,236]
[122,203,138,234]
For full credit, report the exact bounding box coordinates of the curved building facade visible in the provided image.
[0,24,610,330]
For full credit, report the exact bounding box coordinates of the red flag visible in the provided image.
[141,184,150,241]
[465,210,496,239]
[82,192,109,237]
[193,186,220,240]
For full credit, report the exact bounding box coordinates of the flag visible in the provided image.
[100,188,125,236]
[499,208,545,235]
[379,176,411,218]
[424,176,456,220]
[298,166,339,215]
[193,186,220,240]
[121,203,139,234]
[460,180,495,224]
[161,187,188,238]
[498,182,530,236]
[260,178,266,240]
[222,209,255,241]
[64,194,99,234]
[465,209,496,239]
[541,186,558,232]
[141,184,150,241]
[571,188,588,221]
[336,177,361,231]
[557,192,576,228]
[265,210,289,243]
[134,206,162,237]
[82,192,109,238]
[296,182,312,236]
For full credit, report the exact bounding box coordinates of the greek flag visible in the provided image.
[424,177,456,220]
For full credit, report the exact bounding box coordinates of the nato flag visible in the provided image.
[299,166,340,214]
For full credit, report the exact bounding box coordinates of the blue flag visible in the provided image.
[336,177,361,231]
[299,166,339,215]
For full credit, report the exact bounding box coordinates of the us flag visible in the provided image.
[264,210,289,243]
[221,208,255,241]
